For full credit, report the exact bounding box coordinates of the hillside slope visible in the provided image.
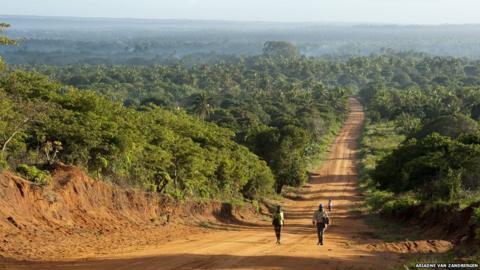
[0,164,257,261]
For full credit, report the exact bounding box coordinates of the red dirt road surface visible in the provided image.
[2,98,451,270]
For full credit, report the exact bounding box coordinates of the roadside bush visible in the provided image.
[471,207,480,225]
[414,114,478,140]
[395,113,421,137]
[16,164,52,186]
[366,190,395,211]
[381,196,419,216]
[251,200,260,213]
[419,168,462,202]
[373,133,480,201]
[0,153,7,171]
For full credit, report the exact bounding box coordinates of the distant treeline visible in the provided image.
[2,16,480,65]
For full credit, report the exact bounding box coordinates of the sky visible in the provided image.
[1,0,480,24]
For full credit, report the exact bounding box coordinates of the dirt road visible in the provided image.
[5,98,403,270]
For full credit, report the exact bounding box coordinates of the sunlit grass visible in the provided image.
[358,120,405,195]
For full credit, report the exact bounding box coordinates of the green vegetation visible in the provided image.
[16,164,51,186]
[359,113,480,268]
[359,121,409,213]
[373,133,480,202]
[354,50,480,268]
[365,215,421,242]
[0,68,277,199]
[0,23,16,47]
[0,34,350,199]
[472,207,480,225]
[360,130,480,210]
[21,42,351,194]
[357,53,480,208]
[3,17,480,270]
[262,41,300,59]
[4,19,480,209]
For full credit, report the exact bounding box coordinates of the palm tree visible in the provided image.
[191,93,212,120]
[0,23,16,46]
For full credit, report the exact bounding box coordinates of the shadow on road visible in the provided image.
[0,252,395,270]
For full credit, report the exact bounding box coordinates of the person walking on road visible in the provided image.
[312,203,330,245]
[328,198,333,212]
[272,205,284,244]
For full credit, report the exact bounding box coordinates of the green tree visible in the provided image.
[0,23,16,46]
[263,41,300,59]
[190,92,212,120]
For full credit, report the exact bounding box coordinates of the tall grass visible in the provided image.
[358,120,409,213]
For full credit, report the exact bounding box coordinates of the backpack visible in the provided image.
[272,212,282,226]
[316,211,329,225]
[323,216,330,225]
[272,217,280,226]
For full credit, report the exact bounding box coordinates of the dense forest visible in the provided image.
[1,24,350,200]
[26,49,480,205]
[3,17,480,209]
[356,52,480,214]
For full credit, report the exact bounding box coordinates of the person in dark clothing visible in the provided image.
[272,205,285,244]
[312,203,329,245]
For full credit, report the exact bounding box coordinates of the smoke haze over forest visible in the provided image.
[1,15,480,65]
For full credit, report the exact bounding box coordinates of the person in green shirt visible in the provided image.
[272,205,285,244]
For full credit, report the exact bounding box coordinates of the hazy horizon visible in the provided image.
[2,0,480,25]
[2,14,480,26]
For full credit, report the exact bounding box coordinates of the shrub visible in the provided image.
[395,113,421,137]
[373,133,480,201]
[414,114,478,140]
[251,200,260,213]
[0,153,7,171]
[421,168,462,202]
[144,183,157,193]
[366,190,395,211]
[471,207,480,225]
[16,164,52,186]
[381,196,419,216]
